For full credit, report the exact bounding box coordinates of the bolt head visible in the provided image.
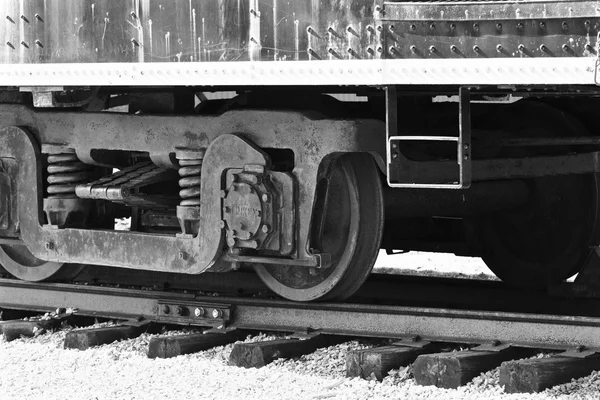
[194,307,205,317]
[211,309,223,319]
[262,193,270,203]
[45,242,54,250]
[162,305,170,314]
[262,225,271,234]
[173,306,182,316]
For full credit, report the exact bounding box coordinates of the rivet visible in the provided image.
[327,27,342,39]
[307,26,321,39]
[562,43,570,52]
[516,22,524,31]
[473,22,479,32]
[219,220,226,228]
[496,23,502,31]
[473,45,481,54]
[262,225,271,233]
[562,21,568,31]
[429,23,435,30]
[328,48,342,59]
[410,45,417,53]
[450,45,459,53]
[410,24,416,31]
[307,48,321,60]
[539,21,546,29]
[429,45,437,53]
[496,44,504,52]
[347,26,359,37]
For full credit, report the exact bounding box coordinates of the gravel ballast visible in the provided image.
[1,327,600,400]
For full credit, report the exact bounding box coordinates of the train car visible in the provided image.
[0,0,599,302]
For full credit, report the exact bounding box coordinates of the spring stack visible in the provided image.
[177,152,204,206]
[46,152,92,199]
[175,148,206,236]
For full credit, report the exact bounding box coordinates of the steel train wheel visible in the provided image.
[0,244,83,281]
[466,102,600,288]
[254,153,384,302]
[468,174,599,288]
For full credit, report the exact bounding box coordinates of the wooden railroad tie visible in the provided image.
[148,329,246,359]
[500,354,600,393]
[229,334,345,368]
[346,342,437,381]
[64,322,154,350]
[413,345,534,389]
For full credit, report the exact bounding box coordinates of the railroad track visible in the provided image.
[2,276,600,393]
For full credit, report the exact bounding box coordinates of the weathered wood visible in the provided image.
[2,319,61,341]
[346,345,434,381]
[229,335,343,368]
[500,357,600,393]
[64,325,145,350]
[413,348,531,389]
[148,330,246,359]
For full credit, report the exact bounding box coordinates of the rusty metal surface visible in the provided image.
[3,278,600,350]
[0,106,385,273]
[0,1,594,86]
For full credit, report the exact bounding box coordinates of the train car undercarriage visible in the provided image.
[1,86,600,302]
[1,0,600,304]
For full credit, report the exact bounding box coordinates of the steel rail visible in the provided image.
[1,278,600,351]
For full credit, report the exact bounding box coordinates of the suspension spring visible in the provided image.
[46,153,92,199]
[177,150,205,207]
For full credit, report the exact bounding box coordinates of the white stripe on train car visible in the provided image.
[0,58,596,87]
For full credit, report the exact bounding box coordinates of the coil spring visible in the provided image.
[46,153,92,199]
[178,158,202,207]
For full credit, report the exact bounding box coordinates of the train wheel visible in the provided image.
[468,174,599,288]
[0,244,83,281]
[254,153,384,302]
[466,102,600,288]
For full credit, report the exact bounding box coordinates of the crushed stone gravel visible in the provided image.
[1,324,600,400]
